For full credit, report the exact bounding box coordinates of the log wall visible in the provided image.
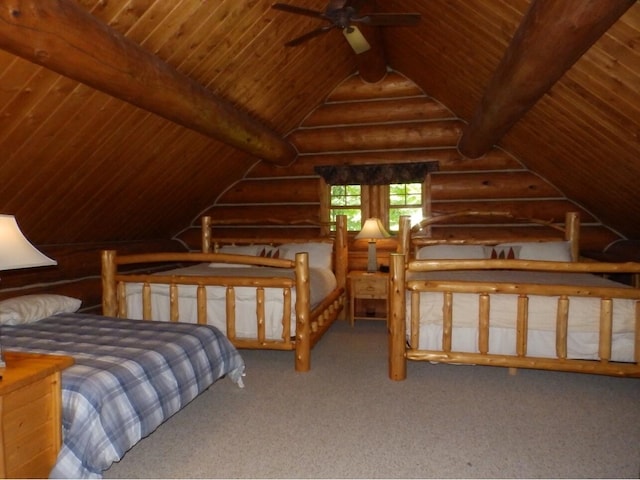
[179,71,620,270]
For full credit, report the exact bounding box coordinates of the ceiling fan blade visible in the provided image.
[354,13,421,26]
[284,25,335,47]
[271,3,326,20]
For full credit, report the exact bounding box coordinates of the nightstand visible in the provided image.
[348,271,388,326]
[0,351,74,479]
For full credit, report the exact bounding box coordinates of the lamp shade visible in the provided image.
[342,26,371,54]
[0,215,57,271]
[355,218,390,241]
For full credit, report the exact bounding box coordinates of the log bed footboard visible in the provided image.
[389,253,640,379]
[101,250,346,372]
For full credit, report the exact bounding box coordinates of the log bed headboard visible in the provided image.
[398,211,580,262]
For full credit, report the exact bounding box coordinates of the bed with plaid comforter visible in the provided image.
[2,312,245,479]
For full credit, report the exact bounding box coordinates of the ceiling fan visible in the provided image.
[271,1,420,54]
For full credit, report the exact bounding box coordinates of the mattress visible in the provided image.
[123,263,338,339]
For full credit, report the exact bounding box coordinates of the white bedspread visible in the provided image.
[124,263,337,340]
[406,270,638,361]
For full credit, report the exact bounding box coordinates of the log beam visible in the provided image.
[0,0,297,165]
[458,0,635,159]
[355,23,388,84]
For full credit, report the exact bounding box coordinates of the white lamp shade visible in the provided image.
[342,26,371,54]
[0,214,57,271]
[355,218,390,241]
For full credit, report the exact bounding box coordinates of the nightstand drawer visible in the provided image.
[352,276,387,297]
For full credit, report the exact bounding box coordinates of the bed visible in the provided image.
[101,215,348,372]
[388,211,640,379]
[0,294,245,479]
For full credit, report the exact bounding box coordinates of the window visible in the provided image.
[329,185,362,231]
[388,183,423,232]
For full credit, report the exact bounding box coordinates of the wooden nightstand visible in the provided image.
[348,271,388,326]
[0,351,74,479]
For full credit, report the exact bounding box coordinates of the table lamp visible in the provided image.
[355,218,390,273]
[0,214,57,369]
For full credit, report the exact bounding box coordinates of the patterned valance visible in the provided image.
[314,162,439,185]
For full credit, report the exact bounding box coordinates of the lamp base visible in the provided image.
[367,240,377,273]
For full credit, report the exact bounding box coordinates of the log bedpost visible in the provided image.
[101,250,117,317]
[335,215,348,290]
[565,212,580,262]
[398,216,411,256]
[201,216,212,253]
[295,252,311,372]
[389,253,407,380]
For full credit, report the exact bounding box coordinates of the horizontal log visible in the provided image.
[217,178,320,204]
[177,227,325,251]
[202,205,323,224]
[302,97,453,127]
[427,200,594,224]
[248,148,519,178]
[327,72,423,102]
[0,239,181,290]
[290,121,464,153]
[414,225,617,252]
[406,352,640,377]
[430,171,561,200]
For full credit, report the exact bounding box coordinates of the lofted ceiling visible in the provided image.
[1,0,640,246]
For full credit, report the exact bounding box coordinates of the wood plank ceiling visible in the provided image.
[1,0,640,245]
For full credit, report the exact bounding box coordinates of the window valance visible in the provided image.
[314,162,439,185]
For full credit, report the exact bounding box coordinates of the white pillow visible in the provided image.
[416,244,486,260]
[0,294,82,325]
[279,242,333,270]
[497,241,572,262]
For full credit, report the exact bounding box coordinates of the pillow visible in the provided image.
[416,244,486,260]
[278,242,333,270]
[496,241,572,262]
[0,294,82,325]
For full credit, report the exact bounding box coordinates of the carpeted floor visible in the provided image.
[104,319,640,479]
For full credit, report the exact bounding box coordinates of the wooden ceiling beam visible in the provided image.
[458,0,635,159]
[355,0,387,84]
[0,0,297,165]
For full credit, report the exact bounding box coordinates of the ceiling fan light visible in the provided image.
[342,26,370,54]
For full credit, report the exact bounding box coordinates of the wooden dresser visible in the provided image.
[0,351,74,479]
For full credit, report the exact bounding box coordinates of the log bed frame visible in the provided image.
[102,216,348,372]
[389,211,640,379]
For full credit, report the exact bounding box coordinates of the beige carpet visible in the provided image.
[104,319,640,479]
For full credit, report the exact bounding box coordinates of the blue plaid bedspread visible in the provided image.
[1,313,245,479]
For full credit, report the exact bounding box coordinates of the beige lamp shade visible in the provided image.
[355,218,390,272]
[342,26,371,54]
[355,218,390,241]
[0,214,57,271]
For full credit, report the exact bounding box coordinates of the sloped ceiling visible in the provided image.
[1,0,640,245]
